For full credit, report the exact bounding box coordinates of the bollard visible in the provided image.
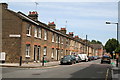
[42,56,44,66]
[19,56,22,66]
[116,58,118,67]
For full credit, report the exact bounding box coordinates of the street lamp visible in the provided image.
[106,21,119,67]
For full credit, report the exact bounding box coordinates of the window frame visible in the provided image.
[43,47,47,56]
[38,28,42,38]
[52,33,55,42]
[34,27,38,38]
[26,24,31,36]
[25,44,30,57]
[44,30,47,40]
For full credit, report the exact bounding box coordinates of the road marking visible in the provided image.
[105,68,109,80]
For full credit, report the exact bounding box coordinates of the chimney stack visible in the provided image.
[0,3,8,9]
[28,11,38,21]
[48,22,56,29]
[60,28,66,34]
[69,32,74,36]
[74,35,79,39]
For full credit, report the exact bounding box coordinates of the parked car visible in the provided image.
[93,56,98,60]
[88,56,93,61]
[78,54,88,62]
[60,55,76,65]
[101,55,111,64]
[74,55,82,63]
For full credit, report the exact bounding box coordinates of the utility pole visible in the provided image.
[86,35,87,54]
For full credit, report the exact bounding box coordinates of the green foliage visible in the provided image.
[115,45,120,53]
[105,38,119,53]
[90,40,102,44]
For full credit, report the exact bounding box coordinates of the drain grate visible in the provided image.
[32,73,41,75]
[113,69,120,74]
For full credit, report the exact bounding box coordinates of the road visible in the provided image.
[1,59,112,80]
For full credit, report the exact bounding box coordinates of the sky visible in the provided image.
[0,0,119,45]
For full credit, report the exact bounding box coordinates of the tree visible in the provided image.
[105,38,119,57]
[115,45,120,53]
[90,40,102,45]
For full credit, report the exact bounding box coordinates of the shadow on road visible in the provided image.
[68,64,112,80]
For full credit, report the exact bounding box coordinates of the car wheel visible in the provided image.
[60,62,63,65]
[69,62,72,65]
[74,61,76,64]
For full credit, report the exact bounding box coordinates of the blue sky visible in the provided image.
[0,1,118,45]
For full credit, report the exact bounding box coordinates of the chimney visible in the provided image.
[60,28,66,34]
[48,22,56,29]
[0,3,8,9]
[74,35,79,39]
[28,11,38,21]
[69,32,74,36]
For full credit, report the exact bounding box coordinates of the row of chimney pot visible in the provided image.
[28,11,79,39]
[29,11,38,15]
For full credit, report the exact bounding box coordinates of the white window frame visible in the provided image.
[38,28,42,38]
[44,30,47,40]
[61,37,63,44]
[52,33,54,42]
[51,48,54,58]
[56,35,59,43]
[34,27,37,37]
[26,24,31,36]
[44,47,47,56]
[58,36,60,43]
[25,44,30,57]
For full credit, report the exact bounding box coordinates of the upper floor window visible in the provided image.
[34,27,37,37]
[52,33,54,42]
[61,37,64,44]
[26,24,31,36]
[38,28,42,38]
[44,30,47,40]
[56,35,59,43]
[58,36,60,43]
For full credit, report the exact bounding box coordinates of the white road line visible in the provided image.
[105,68,109,80]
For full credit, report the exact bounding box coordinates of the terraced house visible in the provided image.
[1,3,98,63]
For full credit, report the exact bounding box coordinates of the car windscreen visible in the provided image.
[63,56,71,59]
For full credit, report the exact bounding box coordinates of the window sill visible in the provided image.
[25,56,30,58]
[26,34,31,37]
[34,37,42,39]
[52,41,54,43]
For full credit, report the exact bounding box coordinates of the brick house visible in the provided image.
[90,44,103,57]
[1,3,96,63]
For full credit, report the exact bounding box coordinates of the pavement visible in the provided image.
[111,59,120,80]
[0,61,60,68]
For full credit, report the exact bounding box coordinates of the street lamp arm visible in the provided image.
[106,21,118,24]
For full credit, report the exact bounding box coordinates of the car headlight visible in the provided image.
[68,60,71,62]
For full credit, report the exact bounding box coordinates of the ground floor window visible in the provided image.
[44,47,47,56]
[51,48,54,58]
[25,44,30,57]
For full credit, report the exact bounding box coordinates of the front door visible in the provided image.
[37,46,40,61]
[34,45,37,61]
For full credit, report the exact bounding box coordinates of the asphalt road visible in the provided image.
[1,59,112,80]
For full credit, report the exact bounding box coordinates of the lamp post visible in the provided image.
[106,21,119,67]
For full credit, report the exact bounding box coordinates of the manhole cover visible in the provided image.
[32,73,41,75]
[113,69,120,74]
